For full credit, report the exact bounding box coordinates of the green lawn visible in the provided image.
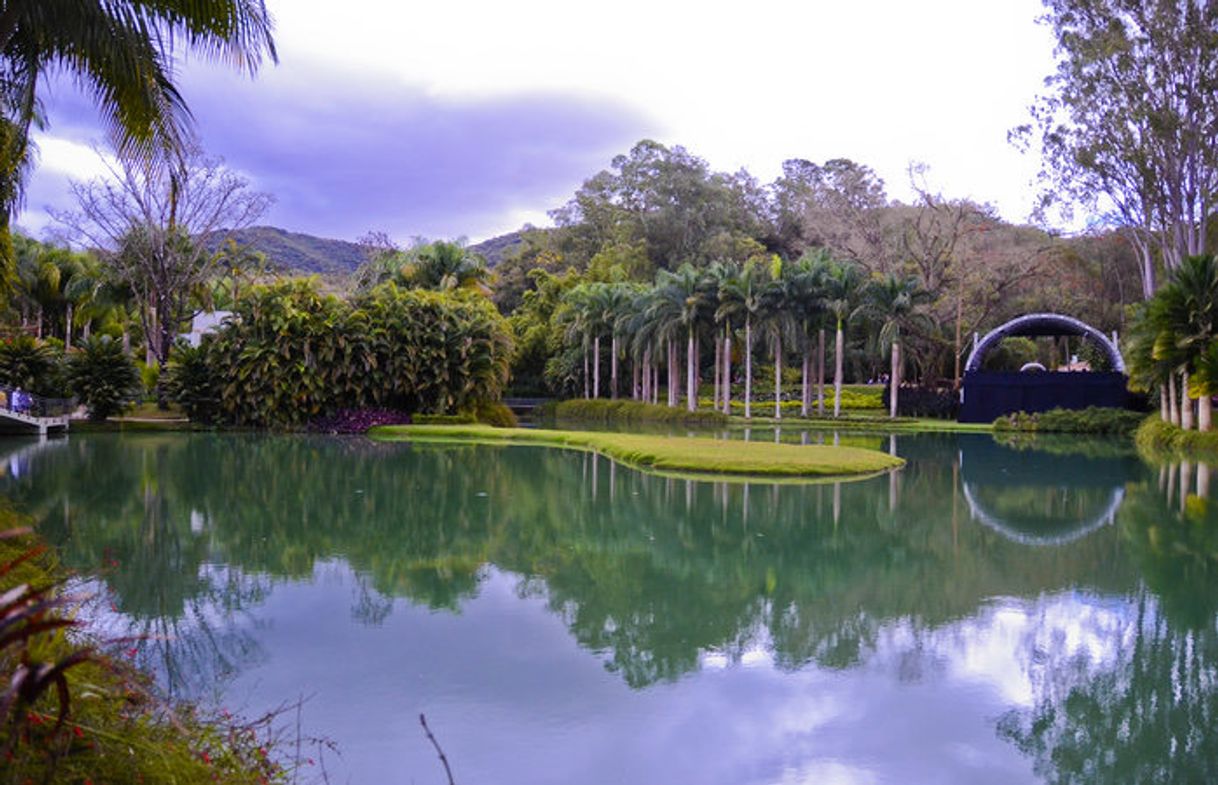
[370,424,904,483]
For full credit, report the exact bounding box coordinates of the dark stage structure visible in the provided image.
[958,313,1131,424]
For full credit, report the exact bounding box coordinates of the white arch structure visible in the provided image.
[964,313,1125,374]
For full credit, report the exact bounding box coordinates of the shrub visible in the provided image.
[994,406,1144,435]
[162,342,221,424]
[0,336,67,397]
[470,400,519,428]
[1135,417,1218,457]
[66,336,141,420]
[170,280,514,428]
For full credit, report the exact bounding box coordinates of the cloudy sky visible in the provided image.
[22,0,1057,244]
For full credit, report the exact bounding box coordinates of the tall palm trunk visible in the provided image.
[817,328,825,416]
[774,332,783,420]
[593,335,601,399]
[632,355,640,400]
[583,342,590,399]
[65,302,73,351]
[833,320,844,418]
[713,335,721,410]
[611,335,619,399]
[889,341,900,419]
[801,340,810,418]
[1200,393,1213,432]
[744,316,753,419]
[687,326,697,413]
[1181,370,1194,430]
[1161,385,1170,422]
[668,340,678,407]
[1169,372,1181,426]
[641,347,651,402]
[722,328,732,416]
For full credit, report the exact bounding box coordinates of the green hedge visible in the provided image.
[166,280,512,428]
[1135,417,1218,457]
[553,399,729,425]
[993,407,1145,435]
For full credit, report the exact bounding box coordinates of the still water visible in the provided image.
[1,431,1215,784]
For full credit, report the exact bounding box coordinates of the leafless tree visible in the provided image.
[54,144,271,366]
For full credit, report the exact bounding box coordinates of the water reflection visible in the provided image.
[0,432,1216,782]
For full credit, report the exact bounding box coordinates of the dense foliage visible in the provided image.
[0,335,66,397]
[994,407,1146,436]
[167,280,512,428]
[66,335,141,420]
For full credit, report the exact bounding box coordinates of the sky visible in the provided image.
[21,0,1058,245]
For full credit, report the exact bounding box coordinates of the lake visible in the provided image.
[1,430,1214,784]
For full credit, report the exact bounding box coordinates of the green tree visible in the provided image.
[865,274,934,419]
[822,261,865,417]
[716,260,768,417]
[1017,0,1218,297]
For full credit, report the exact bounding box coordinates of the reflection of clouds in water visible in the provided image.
[768,760,879,785]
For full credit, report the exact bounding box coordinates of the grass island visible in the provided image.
[370,424,904,482]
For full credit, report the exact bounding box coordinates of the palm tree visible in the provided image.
[717,261,767,418]
[0,1,277,290]
[822,261,865,418]
[787,251,830,417]
[759,257,794,419]
[649,264,714,411]
[703,260,739,411]
[403,242,492,295]
[1152,255,1218,430]
[556,285,596,399]
[865,273,934,419]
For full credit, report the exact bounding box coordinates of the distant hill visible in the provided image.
[222,226,367,275]
[469,230,526,268]
[220,226,542,276]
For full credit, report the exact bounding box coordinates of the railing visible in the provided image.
[0,388,76,419]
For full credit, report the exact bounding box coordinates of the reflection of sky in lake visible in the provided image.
[206,561,1144,785]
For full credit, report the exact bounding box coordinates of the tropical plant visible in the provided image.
[67,335,141,420]
[717,260,768,417]
[0,335,63,396]
[822,261,865,417]
[865,273,934,418]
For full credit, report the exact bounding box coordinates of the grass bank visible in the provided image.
[370,424,903,482]
[550,399,729,425]
[1135,417,1218,459]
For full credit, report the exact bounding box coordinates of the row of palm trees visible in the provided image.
[555,252,933,419]
[1128,255,1218,431]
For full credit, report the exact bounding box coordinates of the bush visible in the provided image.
[554,399,729,425]
[169,280,514,428]
[994,406,1144,435]
[1135,417,1218,456]
[66,336,141,420]
[469,400,519,428]
[0,336,67,397]
[162,342,221,424]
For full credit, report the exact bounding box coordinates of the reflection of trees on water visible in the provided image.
[993,457,1218,782]
[1,436,270,700]
[0,432,1147,693]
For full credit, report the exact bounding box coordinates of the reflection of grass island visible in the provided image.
[369,424,904,482]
